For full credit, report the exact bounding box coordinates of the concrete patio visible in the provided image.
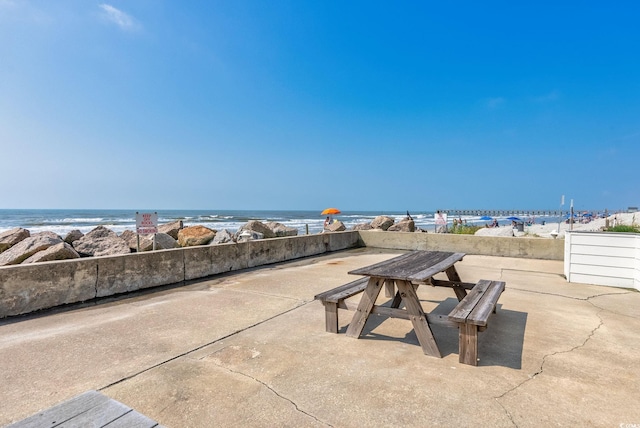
[1,247,639,427]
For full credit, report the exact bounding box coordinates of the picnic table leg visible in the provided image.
[395,280,441,358]
[345,277,384,338]
[458,323,479,365]
[384,279,395,298]
[324,302,339,333]
[445,266,467,301]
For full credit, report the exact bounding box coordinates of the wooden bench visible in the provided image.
[7,390,164,427]
[448,279,505,366]
[314,277,370,333]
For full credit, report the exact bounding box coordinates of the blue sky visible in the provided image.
[1,1,638,212]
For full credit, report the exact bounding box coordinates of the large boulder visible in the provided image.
[238,220,276,239]
[388,218,415,232]
[137,232,179,251]
[326,220,346,232]
[22,242,80,264]
[159,220,183,240]
[236,230,264,243]
[352,223,373,231]
[264,221,298,237]
[64,229,84,244]
[72,226,131,257]
[371,216,394,230]
[0,227,30,253]
[475,226,515,237]
[178,225,216,247]
[0,232,63,266]
[212,229,235,244]
[121,230,178,251]
[120,230,137,250]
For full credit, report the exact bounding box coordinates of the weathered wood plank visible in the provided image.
[467,281,505,326]
[430,279,476,290]
[57,399,131,427]
[459,323,479,365]
[8,390,109,428]
[8,390,163,428]
[396,280,441,357]
[342,302,457,328]
[345,277,384,338]
[448,279,492,323]
[324,302,339,333]
[406,253,465,282]
[314,277,368,303]
[384,279,395,298]
[349,251,463,282]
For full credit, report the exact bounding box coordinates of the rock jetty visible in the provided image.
[0,219,302,266]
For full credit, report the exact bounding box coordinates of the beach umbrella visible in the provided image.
[506,216,522,222]
[321,208,341,215]
[479,216,493,221]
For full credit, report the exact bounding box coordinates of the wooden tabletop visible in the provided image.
[348,250,465,282]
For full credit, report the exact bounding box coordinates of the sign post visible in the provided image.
[135,212,158,251]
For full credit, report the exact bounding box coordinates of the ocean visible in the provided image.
[0,209,565,237]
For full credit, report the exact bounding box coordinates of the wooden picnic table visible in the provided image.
[345,250,470,358]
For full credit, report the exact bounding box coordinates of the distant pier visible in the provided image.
[442,209,606,218]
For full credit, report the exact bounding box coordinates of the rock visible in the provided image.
[212,229,235,244]
[326,220,346,232]
[178,225,216,247]
[238,220,276,239]
[159,220,183,240]
[0,227,30,253]
[64,229,84,244]
[475,226,515,237]
[22,242,80,264]
[137,232,179,251]
[0,232,63,266]
[264,221,298,237]
[352,223,373,231]
[72,226,131,257]
[120,230,178,251]
[371,216,394,230]
[120,230,137,250]
[388,218,415,232]
[85,225,117,239]
[236,230,264,243]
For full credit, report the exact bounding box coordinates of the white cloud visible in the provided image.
[99,4,136,30]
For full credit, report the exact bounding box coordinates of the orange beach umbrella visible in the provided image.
[321,207,341,215]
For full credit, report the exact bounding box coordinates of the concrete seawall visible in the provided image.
[0,231,563,318]
[358,230,563,260]
[0,232,360,318]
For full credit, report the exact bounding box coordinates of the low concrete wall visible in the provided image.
[357,230,564,260]
[1,230,564,318]
[0,232,360,318]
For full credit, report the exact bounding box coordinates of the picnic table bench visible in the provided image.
[315,251,505,366]
[7,390,164,428]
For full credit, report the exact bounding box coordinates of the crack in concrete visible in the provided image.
[507,286,635,302]
[211,363,334,427]
[98,301,311,390]
[493,306,605,427]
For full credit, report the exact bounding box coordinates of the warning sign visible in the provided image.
[136,212,158,234]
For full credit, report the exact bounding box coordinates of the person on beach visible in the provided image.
[324,216,331,229]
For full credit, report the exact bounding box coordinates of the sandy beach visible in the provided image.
[477,211,639,239]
